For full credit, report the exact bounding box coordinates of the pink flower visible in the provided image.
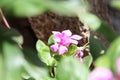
[50,30,82,55]
[89,67,114,80]
[116,57,120,72]
[74,47,84,62]
[116,57,120,80]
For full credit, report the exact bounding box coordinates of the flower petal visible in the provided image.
[58,45,68,55]
[70,39,78,45]
[89,68,113,80]
[52,31,60,35]
[62,30,72,36]
[74,47,84,62]
[50,44,58,52]
[77,47,84,56]
[116,57,120,72]
[79,57,83,62]
[71,35,82,40]
[61,37,71,46]
[52,31,61,42]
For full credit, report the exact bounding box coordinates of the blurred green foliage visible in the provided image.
[0,27,51,80]
[56,57,89,80]
[79,12,118,43]
[83,55,93,68]
[95,37,120,73]
[0,0,88,17]
[111,0,120,9]
[0,0,120,80]
[90,35,106,60]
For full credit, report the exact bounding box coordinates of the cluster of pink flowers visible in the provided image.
[49,30,120,80]
[50,30,83,61]
[89,57,120,80]
[74,47,84,62]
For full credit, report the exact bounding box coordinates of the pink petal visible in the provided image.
[62,37,71,46]
[89,68,113,80]
[118,73,120,80]
[74,47,84,62]
[80,51,84,57]
[50,44,58,52]
[52,31,60,35]
[71,35,82,40]
[77,47,84,56]
[54,35,61,42]
[52,31,61,42]
[117,58,120,80]
[79,57,83,62]
[70,39,78,45]
[116,57,120,72]
[58,45,68,55]
[62,30,72,37]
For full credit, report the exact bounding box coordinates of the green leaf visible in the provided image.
[22,48,46,67]
[0,0,14,8]
[47,0,88,16]
[97,22,118,42]
[22,72,32,80]
[0,26,23,45]
[56,57,89,80]
[106,37,120,59]
[65,44,78,56]
[22,49,52,80]
[23,60,49,80]
[36,40,55,66]
[13,0,46,17]
[95,55,111,69]
[92,37,120,73]
[48,35,54,46]
[0,50,3,80]
[105,37,120,72]
[90,35,106,60]
[111,0,120,9]
[53,55,62,61]
[2,41,24,80]
[0,0,88,17]
[83,55,93,68]
[79,13,101,31]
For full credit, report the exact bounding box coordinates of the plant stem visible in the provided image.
[0,8,11,29]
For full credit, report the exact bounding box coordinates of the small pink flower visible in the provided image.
[50,30,82,55]
[74,47,84,62]
[89,67,114,80]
